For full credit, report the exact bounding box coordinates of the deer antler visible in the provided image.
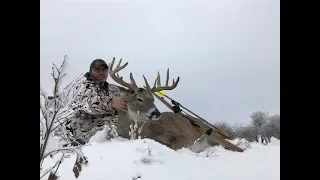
[143,69,180,92]
[108,57,138,91]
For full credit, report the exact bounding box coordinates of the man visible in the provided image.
[64,59,127,145]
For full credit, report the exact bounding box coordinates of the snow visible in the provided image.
[41,134,279,180]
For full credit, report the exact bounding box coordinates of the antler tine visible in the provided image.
[109,57,115,71]
[150,68,180,92]
[143,75,151,89]
[153,78,157,90]
[157,71,161,86]
[165,69,169,86]
[129,72,138,88]
[108,57,138,90]
[110,58,128,75]
[152,71,161,89]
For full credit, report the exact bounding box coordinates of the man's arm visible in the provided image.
[76,81,116,116]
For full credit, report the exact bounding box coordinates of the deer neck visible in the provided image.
[117,108,145,139]
[118,108,143,124]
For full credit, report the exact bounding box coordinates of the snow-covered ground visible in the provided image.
[41,136,279,180]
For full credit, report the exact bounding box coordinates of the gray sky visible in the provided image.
[40,0,280,125]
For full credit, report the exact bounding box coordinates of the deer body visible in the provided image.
[108,58,220,153]
[118,110,219,152]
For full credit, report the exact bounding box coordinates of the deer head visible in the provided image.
[108,57,180,122]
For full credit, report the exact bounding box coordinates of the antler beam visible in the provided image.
[108,57,138,91]
[143,69,180,92]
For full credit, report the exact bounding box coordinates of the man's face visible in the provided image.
[92,65,108,83]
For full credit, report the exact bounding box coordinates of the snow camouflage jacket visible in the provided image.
[64,72,121,145]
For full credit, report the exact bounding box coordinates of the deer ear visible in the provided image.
[120,90,129,97]
[109,84,129,97]
[119,88,134,96]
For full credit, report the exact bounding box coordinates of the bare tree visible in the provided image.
[250,111,268,128]
[228,112,280,145]
[250,111,269,143]
[235,125,258,142]
[261,114,280,142]
[269,114,280,139]
[40,55,88,179]
[214,122,236,140]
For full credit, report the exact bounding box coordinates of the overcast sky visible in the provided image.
[40,0,280,125]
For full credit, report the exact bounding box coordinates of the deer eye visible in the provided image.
[137,98,143,102]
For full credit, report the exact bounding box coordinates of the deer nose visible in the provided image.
[148,108,161,120]
[153,108,161,118]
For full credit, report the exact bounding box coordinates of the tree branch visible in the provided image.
[40,56,67,164]
[40,87,48,100]
[40,153,64,179]
[43,146,80,160]
[53,153,64,176]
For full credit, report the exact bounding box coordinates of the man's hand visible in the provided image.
[111,98,127,111]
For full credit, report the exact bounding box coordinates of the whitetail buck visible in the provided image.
[108,57,243,153]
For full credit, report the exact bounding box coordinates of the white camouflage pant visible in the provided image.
[64,116,119,145]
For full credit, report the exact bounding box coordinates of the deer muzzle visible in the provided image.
[148,108,161,120]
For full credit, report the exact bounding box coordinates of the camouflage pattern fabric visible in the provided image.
[64,72,121,144]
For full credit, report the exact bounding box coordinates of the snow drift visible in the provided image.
[41,134,280,180]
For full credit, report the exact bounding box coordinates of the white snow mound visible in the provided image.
[41,137,280,180]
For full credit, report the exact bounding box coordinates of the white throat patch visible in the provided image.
[127,108,138,121]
